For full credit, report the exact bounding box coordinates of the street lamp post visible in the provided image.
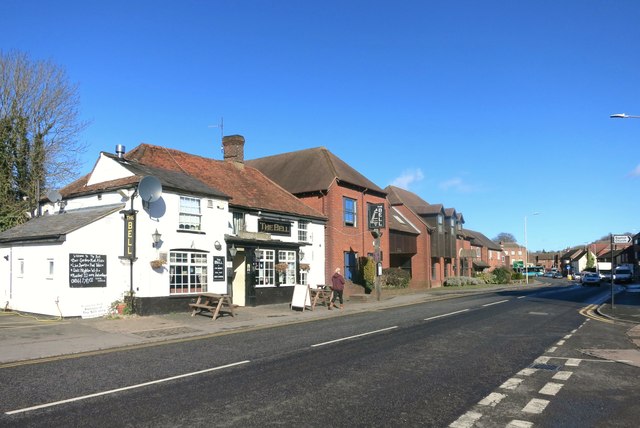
[524,212,540,285]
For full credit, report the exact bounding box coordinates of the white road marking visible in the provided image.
[534,356,550,364]
[553,371,573,381]
[517,368,537,376]
[424,309,469,321]
[449,410,483,428]
[522,398,549,414]
[547,346,557,353]
[500,377,524,390]
[563,334,572,339]
[478,392,507,407]
[6,360,250,415]
[539,382,564,396]
[556,340,565,346]
[311,326,398,347]
[528,311,549,315]
[565,358,582,367]
[507,420,534,428]
[482,299,509,307]
[571,329,577,333]
[517,296,527,299]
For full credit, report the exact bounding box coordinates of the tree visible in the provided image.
[493,232,517,244]
[0,51,87,230]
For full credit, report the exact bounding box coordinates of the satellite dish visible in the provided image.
[47,189,62,203]
[138,176,162,203]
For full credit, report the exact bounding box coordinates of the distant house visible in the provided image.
[0,136,327,316]
[247,147,387,288]
[463,229,504,272]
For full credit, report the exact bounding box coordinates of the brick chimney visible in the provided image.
[222,135,245,163]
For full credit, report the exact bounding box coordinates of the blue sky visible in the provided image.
[3,0,640,252]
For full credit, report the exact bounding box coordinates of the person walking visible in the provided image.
[329,267,345,310]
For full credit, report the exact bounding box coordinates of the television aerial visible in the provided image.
[138,176,163,203]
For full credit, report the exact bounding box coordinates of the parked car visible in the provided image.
[582,272,601,286]
[572,272,582,282]
[553,272,563,278]
[543,272,554,278]
[613,268,633,284]
[599,270,612,282]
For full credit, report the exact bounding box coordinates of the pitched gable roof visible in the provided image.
[246,147,385,196]
[124,144,326,220]
[464,229,503,250]
[61,153,230,201]
[385,185,444,216]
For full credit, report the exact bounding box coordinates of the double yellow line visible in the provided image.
[579,304,614,324]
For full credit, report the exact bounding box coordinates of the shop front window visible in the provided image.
[256,249,275,286]
[169,251,208,294]
[278,250,296,285]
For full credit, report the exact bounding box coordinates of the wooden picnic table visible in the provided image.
[309,285,333,310]
[188,293,236,320]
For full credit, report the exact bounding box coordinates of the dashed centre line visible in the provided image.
[482,299,509,307]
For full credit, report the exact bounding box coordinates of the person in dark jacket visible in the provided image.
[329,267,345,309]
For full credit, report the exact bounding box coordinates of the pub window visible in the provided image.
[179,197,201,230]
[298,221,309,242]
[169,251,208,294]
[18,258,24,277]
[256,249,275,286]
[343,197,357,227]
[232,212,245,234]
[431,260,437,280]
[278,250,296,285]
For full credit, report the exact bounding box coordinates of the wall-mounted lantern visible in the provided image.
[229,244,238,257]
[152,229,162,248]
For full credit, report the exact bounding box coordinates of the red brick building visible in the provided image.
[248,147,388,288]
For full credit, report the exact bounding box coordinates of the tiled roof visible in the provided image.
[61,154,229,200]
[0,203,125,245]
[124,144,326,220]
[388,207,420,234]
[384,186,444,216]
[246,147,386,196]
[464,229,503,250]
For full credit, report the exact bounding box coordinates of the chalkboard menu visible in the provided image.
[213,256,225,281]
[69,253,107,288]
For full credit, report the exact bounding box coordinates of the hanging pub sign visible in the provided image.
[367,203,385,230]
[258,219,291,236]
[123,210,136,259]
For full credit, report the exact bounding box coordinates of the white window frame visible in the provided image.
[18,258,24,277]
[232,212,245,234]
[298,221,309,242]
[343,197,357,227]
[169,251,208,294]
[179,196,202,231]
[256,249,275,286]
[278,250,297,285]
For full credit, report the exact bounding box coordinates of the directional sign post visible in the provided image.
[612,235,631,244]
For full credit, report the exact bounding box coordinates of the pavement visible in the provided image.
[1,282,639,367]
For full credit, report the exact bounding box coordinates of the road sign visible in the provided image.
[612,235,631,244]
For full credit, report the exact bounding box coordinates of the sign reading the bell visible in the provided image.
[123,211,136,259]
[258,219,291,236]
[367,203,385,229]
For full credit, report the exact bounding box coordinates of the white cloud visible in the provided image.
[438,177,475,193]
[390,169,424,190]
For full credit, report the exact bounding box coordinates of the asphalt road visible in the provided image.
[0,284,636,427]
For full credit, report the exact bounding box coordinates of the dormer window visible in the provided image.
[437,215,443,233]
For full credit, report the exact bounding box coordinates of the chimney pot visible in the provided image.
[115,144,126,158]
[222,135,245,163]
